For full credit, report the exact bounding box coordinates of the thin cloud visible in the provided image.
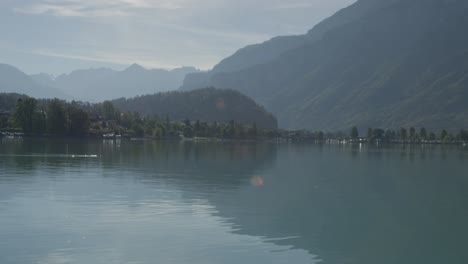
[14,0,204,17]
[32,49,183,69]
[4,0,355,74]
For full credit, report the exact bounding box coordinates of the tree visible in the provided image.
[429,132,436,141]
[67,105,90,136]
[350,126,359,139]
[440,129,448,141]
[0,115,8,129]
[384,129,395,142]
[158,124,166,137]
[132,123,144,137]
[14,98,37,133]
[47,99,67,134]
[420,128,427,140]
[317,131,324,141]
[102,101,115,120]
[373,128,385,141]
[367,128,373,140]
[409,127,416,140]
[32,111,46,133]
[144,126,153,137]
[165,115,171,131]
[248,123,258,138]
[184,118,191,127]
[400,128,408,141]
[459,130,468,141]
[194,120,201,136]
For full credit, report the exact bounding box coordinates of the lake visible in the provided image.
[1,138,468,264]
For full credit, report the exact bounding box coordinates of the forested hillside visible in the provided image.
[0,88,277,138]
[112,88,277,129]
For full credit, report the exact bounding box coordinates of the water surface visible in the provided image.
[1,138,467,264]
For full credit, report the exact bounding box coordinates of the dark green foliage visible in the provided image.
[248,123,258,138]
[350,126,359,139]
[420,128,427,140]
[67,104,90,136]
[14,98,37,133]
[317,131,324,141]
[360,126,463,143]
[2,92,467,143]
[409,127,416,140]
[459,130,468,141]
[0,115,9,129]
[112,88,277,130]
[372,129,385,141]
[47,99,67,134]
[367,128,373,139]
[102,101,115,120]
[440,129,448,141]
[132,123,144,137]
[5,94,90,136]
[32,111,46,133]
[400,128,408,141]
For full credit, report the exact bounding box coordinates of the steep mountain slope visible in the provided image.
[182,0,468,130]
[37,64,199,102]
[180,0,397,91]
[112,88,278,129]
[0,64,67,99]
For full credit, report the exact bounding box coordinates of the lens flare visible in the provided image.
[215,98,226,110]
[250,176,264,187]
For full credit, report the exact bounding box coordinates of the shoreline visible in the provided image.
[1,132,467,146]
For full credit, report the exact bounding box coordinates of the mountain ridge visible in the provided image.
[27,64,200,102]
[0,63,68,99]
[180,0,468,130]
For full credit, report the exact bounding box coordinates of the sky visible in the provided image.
[0,0,355,76]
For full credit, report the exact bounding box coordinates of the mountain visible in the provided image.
[112,87,278,129]
[29,73,56,88]
[181,0,468,131]
[0,64,67,99]
[39,64,199,102]
[181,0,397,90]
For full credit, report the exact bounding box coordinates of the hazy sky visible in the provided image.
[0,0,355,75]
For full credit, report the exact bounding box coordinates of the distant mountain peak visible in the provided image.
[125,63,146,72]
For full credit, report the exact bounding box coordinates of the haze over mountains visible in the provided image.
[182,0,468,131]
[0,63,68,99]
[33,64,199,102]
[0,63,199,102]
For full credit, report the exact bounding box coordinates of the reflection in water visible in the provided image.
[207,144,468,264]
[1,139,468,264]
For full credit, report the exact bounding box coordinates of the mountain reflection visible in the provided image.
[1,139,468,264]
[204,144,468,264]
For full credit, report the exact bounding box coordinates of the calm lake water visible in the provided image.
[1,138,468,264]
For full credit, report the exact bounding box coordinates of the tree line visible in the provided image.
[349,126,468,143]
[2,97,267,139]
[11,97,90,136]
[1,93,467,143]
